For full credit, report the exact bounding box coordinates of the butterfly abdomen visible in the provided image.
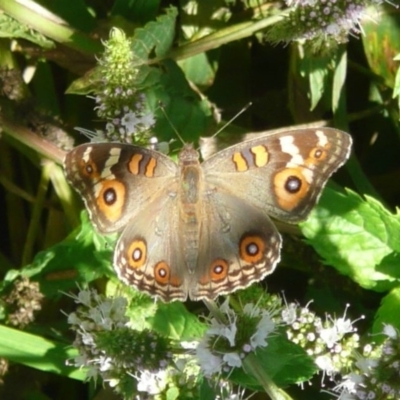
[178,147,205,273]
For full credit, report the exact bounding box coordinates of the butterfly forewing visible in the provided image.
[64,143,178,233]
[202,128,352,223]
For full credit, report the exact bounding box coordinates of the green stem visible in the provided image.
[0,0,102,54]
[2,115,66,164]
[331,47,383,201]
[50,161,81,230]
[243,354,294,400]
[166,10,290,62]
[22,161,51,264]
[203,299,229,324]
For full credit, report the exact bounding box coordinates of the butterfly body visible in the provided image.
[64,128,352,302]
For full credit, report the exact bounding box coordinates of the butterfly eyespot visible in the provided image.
[239,234,265,263]
[306,147,328,165]
[154,261,170,284]
[313,148,323,159]
[285,176,302,193]
[79,159,99,178]
[273,168,311,211]
[127,239,147,269]
[96,180,125,222]
[209,259,229,281]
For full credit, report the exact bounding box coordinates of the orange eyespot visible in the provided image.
[273,168,310,211]
[209,259,229,281]
[239,234,265,263]
[306,146,328,166]
[127,239,147,269]
[79,159,99,179]
[312,148,324,159]
[154,261,170,285]
[96,180,125,222]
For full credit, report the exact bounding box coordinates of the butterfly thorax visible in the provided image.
[178,144,203,273]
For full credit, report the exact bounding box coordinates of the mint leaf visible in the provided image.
[301,188,400,292]
[8,212,114,298]
[373,287,400,335]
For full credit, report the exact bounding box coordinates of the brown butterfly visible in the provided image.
[64,128,351,301]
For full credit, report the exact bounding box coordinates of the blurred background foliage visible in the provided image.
[0,0,399,399]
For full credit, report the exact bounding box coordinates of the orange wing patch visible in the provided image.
[251,145,269,168]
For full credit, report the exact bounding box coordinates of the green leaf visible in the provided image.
[300,52,329,111]
[178,51,218,88]
[229,334,316,389]
[10,212,114,298]
[131,6,178,62]
[0,12,54,48]
[362,4,400,88]
[0,325,85,380]
[166,386,180,400]
[301,188,400,292]
[332,46,347,116]
[197,379,218,400]
[146,59,215,144]
[372,287,400,335]
[110,282,159,331]
[149,302,207,340]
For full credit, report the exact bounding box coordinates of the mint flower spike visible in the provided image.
[64,288,175,397]
[282,301,363,384]
[89,28,157,145]
[195,299,286,399]
[90,92,156,144]
[196,300,275,377]
[330,324,400,399]
[269,0,397,48]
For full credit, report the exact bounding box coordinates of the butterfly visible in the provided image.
[64,127,352,302]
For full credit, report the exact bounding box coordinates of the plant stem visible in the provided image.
[165,10,290,62]
[243,353,294,400]
[0,0,102,54]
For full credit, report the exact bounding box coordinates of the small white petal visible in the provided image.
[196,340,223,377]
[223,352,242,368]
[383,324,397,339]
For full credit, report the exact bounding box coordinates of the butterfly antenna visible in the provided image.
[158,101,186,146]
[211,102,252,139]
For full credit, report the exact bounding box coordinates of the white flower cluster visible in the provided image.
[282,302,363,381]
[273,0,395,46]
[196,300,276,377]
[332,325,400,399]
[65,288,129,382]
[93,93,156,144]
